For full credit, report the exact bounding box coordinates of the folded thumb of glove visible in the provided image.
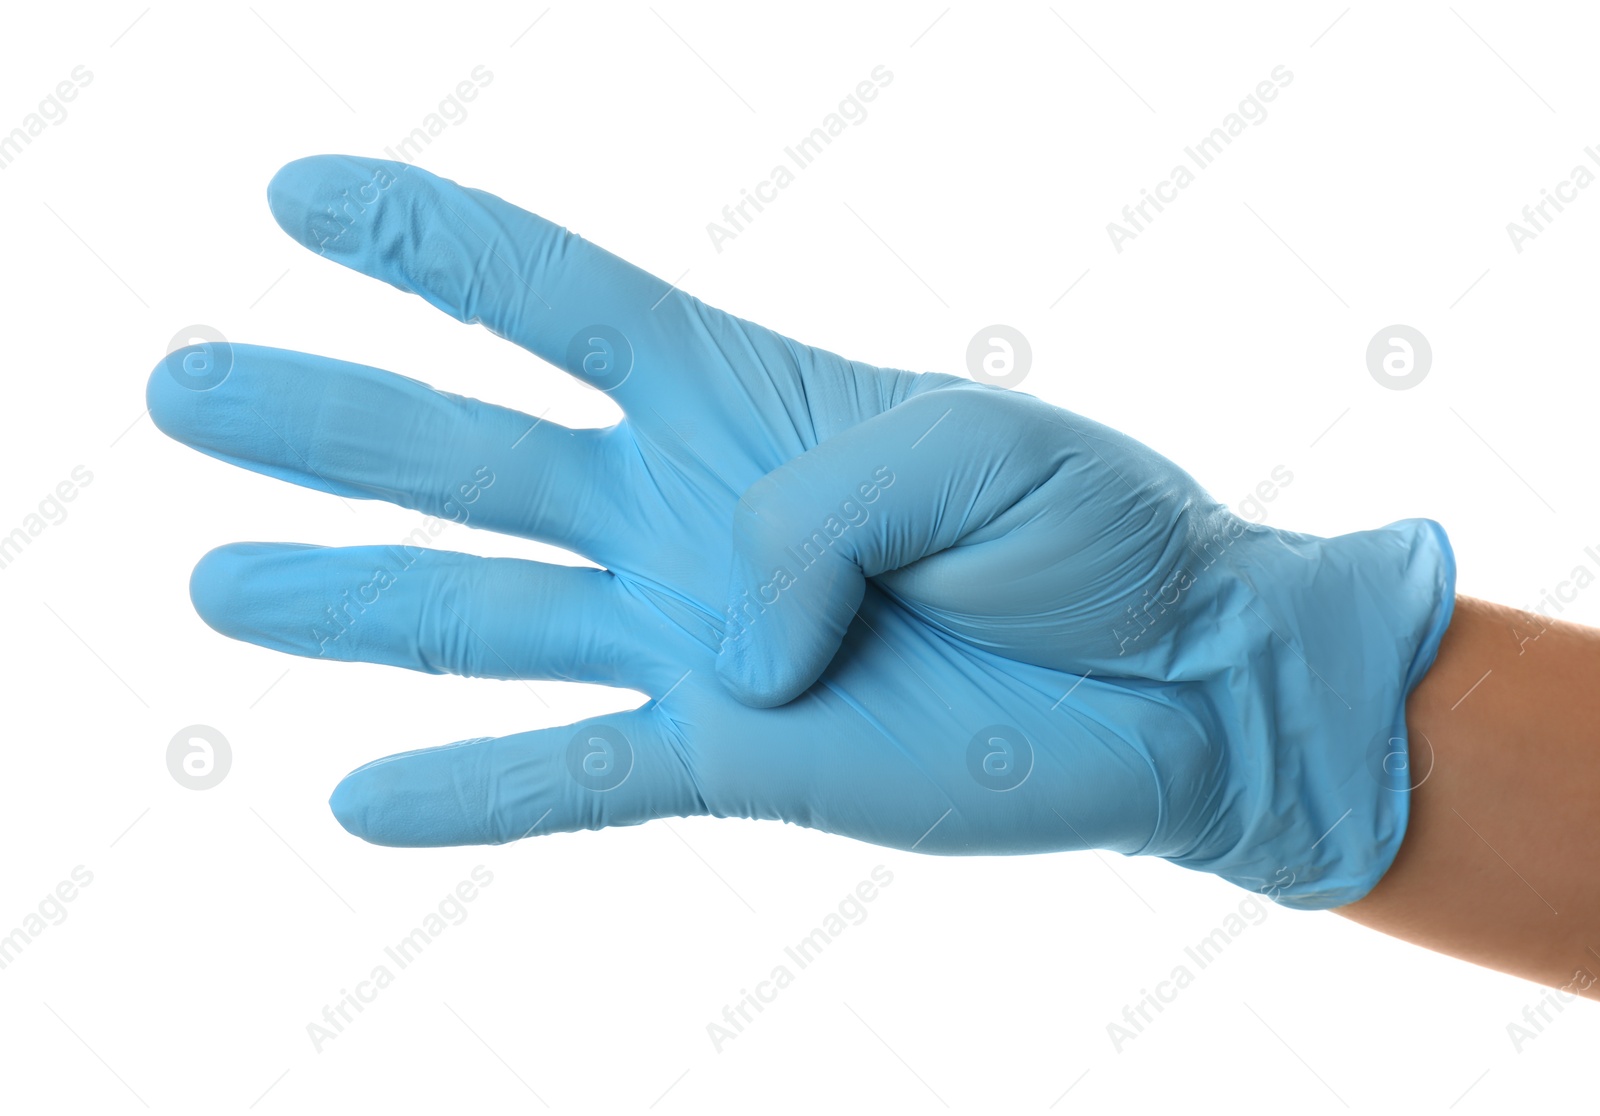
[715,386,1057,707]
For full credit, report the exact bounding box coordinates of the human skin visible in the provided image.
[1337,595,1600,1001]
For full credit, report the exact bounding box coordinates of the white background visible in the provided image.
[1,2,1597,1112]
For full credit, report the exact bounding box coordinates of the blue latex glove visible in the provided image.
[148,156,1455,910]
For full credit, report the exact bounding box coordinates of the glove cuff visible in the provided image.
[1163,514,1457,910]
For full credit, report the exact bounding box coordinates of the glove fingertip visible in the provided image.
[714,639,817,709]
[266,155,333,249]
[266,153,420,260]
[714,557,866,707]
[327,774,371,843]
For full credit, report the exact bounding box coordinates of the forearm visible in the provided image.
[1336,594,1600,999]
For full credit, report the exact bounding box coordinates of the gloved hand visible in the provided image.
[148,155,1455,910]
